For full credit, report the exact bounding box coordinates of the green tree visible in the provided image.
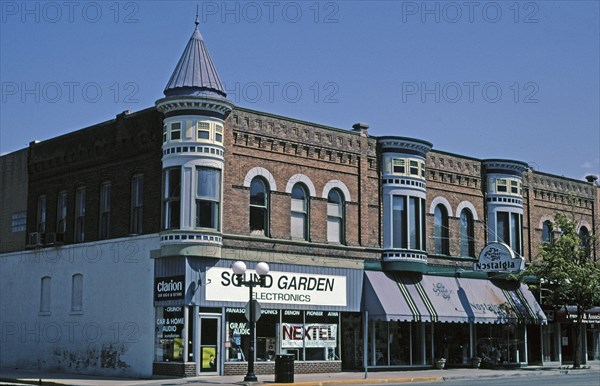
[526,213,600,368]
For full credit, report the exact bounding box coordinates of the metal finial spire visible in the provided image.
[195,4,199,28]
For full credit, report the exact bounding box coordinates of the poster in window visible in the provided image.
[202,347,217,370]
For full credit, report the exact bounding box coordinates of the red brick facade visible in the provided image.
[20,105,598,264]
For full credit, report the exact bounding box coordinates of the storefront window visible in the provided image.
[389,322,410,365]
[390,322,428,365]
[224,308,280,362]
[303,311,339,361]
[542,324,560,362]
[587,327,599,361]
[372,321,388,366]
[281,310,305,360]
[435,323,470,365]
[256,310,278,361]
[224,308,341,363]
[155,306,185,362]
[476,324,525,365]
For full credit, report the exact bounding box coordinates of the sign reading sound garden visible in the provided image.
[205,268,347,306]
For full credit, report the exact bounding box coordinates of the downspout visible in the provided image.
[363,310,368,379]
[526,182,533,263]
[591,194,597,261]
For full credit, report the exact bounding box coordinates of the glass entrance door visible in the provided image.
[199,316,220,374]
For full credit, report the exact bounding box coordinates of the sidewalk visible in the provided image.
[2,363,599,386]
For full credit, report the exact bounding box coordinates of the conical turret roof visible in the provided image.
[164,23,226,98]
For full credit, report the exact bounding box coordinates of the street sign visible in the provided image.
[245,300,261,322]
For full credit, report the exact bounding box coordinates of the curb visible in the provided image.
[269,377,443,386]
[0,378,64,386]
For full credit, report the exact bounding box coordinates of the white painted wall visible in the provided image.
[0,234,159,378]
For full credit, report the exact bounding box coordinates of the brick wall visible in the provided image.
[223,360,341,376]
[426,151,486,259]
[526,171,598,262]
[153,362,197,377]
[423,150,599,264]
[20,102,599,265]
[221,107,381,263]
[26,108,163,245]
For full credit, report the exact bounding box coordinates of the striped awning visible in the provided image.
[362,271,546,324]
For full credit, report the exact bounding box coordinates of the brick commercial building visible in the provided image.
[1,19,598,378]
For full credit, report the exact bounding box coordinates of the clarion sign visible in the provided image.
[473,242,525,273]
[154,275,185,301]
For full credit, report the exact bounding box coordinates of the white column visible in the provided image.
[183,306,189,361]
[523,325,527,364]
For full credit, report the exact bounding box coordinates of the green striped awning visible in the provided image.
[363,271,546,324]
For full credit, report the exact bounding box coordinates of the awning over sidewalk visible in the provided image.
[363,271,546,324]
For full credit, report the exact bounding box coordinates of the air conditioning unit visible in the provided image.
[28,232,44,247]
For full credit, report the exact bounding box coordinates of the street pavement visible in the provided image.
[1,362,599,386]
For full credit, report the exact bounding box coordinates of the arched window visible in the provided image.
[327,189,345,243]
[71,274,83,312]
[250,177,269,236]
[542,220,553,243]
[579,226,591,258]
[291,184,309,240]
[459,209,475,257]
[434,205,449,255]
[40,276,51,314]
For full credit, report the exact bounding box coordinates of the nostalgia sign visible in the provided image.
[474,242,525,273]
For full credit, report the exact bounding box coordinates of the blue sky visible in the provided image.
[1,1,598,180]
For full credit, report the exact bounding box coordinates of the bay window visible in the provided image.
[196,167,221,229]
[392,195,425,250]
[163,168,181,230]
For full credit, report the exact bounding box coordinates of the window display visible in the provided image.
[155,306,185,362]
[224,308,340,363]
